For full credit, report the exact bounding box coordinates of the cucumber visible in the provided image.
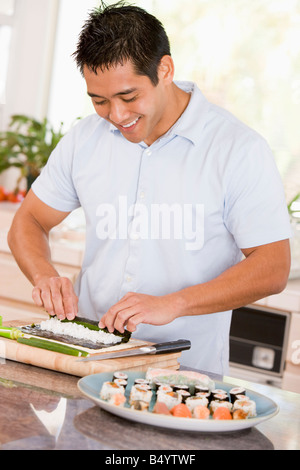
[0,326,23,340]
[17,336,89,357]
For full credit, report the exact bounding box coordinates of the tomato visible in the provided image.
[6,191,25,203]
[0,186,8,201]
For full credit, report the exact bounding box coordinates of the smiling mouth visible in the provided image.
[119,117,141,130]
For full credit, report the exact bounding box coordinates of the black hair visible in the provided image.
[72,1,171,86]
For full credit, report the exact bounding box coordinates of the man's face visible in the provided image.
[84,60,171,146]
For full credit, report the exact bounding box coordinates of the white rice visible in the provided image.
[39,317,122,345]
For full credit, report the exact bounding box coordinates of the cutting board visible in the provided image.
[0,319,181,377]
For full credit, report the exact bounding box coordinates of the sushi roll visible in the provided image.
[185,395,209,412]
[233,399,256,418]
[235,394,248,401]
[212,388,227,395]
[113,378,128,388]
[135,383,151,391]
[232,409,248,420]
[156,391,182,410]
[210,400,233,414]
[108,393,127,407]
[157,384,173,393]
[129,385,152,405]
[100,381,125,401]
[229,386,247,403]
[130,400,150,411]
[152,381,165,391]
[177,389,191,403]
[211,389,229,400]
[173,384,190,393]
[194,385,210,394]
[134,378,150,386]
[212,392,229,402]
[113,371,128,382]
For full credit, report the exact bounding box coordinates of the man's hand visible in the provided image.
[98,292,183,333]
[32,276,78,320]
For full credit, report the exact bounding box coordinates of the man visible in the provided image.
[8,2,291,375]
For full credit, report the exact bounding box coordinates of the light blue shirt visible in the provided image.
[32,82,292,375]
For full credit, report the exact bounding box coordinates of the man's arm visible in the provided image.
[7,190,78,320]
[99,239,291,333]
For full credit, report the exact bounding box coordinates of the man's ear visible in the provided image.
[157,55,175,84]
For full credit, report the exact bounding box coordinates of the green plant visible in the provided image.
[288,192,300,217]
[0,114,65,191]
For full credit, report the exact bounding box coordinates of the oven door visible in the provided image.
[229,305,290,384]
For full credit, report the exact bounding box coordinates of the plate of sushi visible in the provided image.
[77,368,279,432]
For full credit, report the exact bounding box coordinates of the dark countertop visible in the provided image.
[0,359,299,451]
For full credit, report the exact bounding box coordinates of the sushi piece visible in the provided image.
[229,386,247,403]
[212,392,229,402]
[173,384,190,392]
[233,399,256,418]
[130,400,149,411]
[152,381,164,391]
[129,385,152,405]
[213,406,232,420]
[157,384,173,393]
[210,400,233,414]
[146,368,215,390]
[153,401,171,415]
[108,393,127,407]
[195,385,210,393]
[134,378,150,386]
[113,371,128,381]
[171,403,192,418]
[193,405,210,420]
[185,395,209,412]
[211,389,228,400]
[235,394,248,401]
[156,391,182,410]
[100,381,125,401]
[113,378,128,387]
[232,409,248,420]
[177,390,191,403]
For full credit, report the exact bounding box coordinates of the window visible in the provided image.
[23,0,300,203]
[0,0,15,129]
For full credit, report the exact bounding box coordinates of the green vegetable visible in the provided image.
[0,326,23,340]
[17,336,89,357]
[0,316,2,326]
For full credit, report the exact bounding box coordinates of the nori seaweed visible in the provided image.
[21,316,131,350]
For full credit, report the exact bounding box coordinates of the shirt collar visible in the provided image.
[108,80,211,145]
[169,81,211,145]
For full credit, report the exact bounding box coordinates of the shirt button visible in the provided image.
[139,191,145,199]
[145,149,152,156]
[126,275,132,283]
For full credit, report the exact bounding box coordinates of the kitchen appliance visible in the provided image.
[229,304,290,387]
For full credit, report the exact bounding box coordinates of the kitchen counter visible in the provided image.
[0,359,299,451]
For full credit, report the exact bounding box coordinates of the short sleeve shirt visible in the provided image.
[32,82,292,375]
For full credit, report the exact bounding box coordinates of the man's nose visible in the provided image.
[108,101,130,124]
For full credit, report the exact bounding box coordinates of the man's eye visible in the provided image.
[94,100,107,106]
[122,96,137,103]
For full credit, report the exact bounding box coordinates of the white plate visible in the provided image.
[77,370,279,432]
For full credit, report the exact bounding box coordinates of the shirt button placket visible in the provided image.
[119,146,151,297]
